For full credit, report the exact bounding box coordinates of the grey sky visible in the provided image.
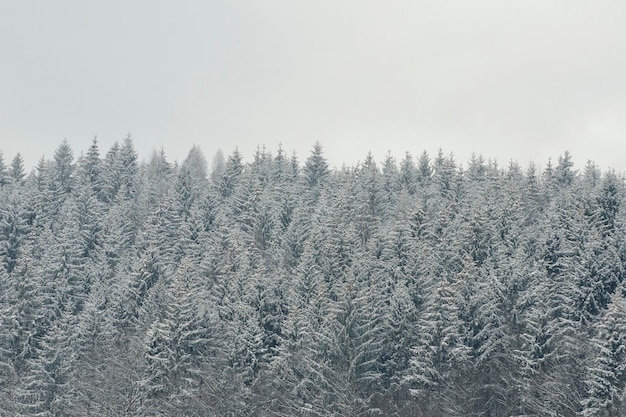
[1,1,626,172]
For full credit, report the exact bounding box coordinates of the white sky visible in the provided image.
[1,1,626,172]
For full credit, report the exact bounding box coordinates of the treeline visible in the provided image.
[0,137,625,416]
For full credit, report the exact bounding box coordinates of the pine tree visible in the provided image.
[398,152,417,195]
[433,150,459,200]
[101,189,141,269]
[555,151,577,188]
[322,265,389,416]
[81,137,103,196]
[267,264,336,416]
[0,152,8,187]
[44,200,90,315]
[595,171,622,235]
[52,139,75,196]
[467,264,521,416]
[351,154,384,246]
[181,144,209,195]
[518,210,586,416]
[217,148,244,198]
[144,148,174,209]
[9,153,26,185]
[416,150,433,187]
[99,138,139,203]
[379,153,399,217]
[304,142,329,189]
[582,290,626,416]
[118,135,139,200]
[140,259,215,416]
[174,166,197,220]
[15,314,75,417]
[209,149,226,185]
[406,272,470,417]
[0,263,17,414]
[0,188,30,273]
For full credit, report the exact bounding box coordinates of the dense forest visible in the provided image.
[0,137,625,416]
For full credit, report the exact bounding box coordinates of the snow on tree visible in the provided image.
[304,141,329,189]
[582,290,626,416]
[9,153,26,185]
[0,139,625,416]
[139,258,215,415]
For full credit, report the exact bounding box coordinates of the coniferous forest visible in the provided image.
[1,137,626,417]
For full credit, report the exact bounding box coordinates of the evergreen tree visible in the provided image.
[15,313,75,417]
[83,137,102,193]
[0,152,8,187]
[99,138,139,203]
[407,271,470,417]
[398,152,417,195]
[217,148,244,198]
[304,142,329,189]
[467,264,520,416]
[209,149,226,186]
[181,144,209,195]
[139,259,214,416]
[555,151,577,188]
[9,153,26,185]
[581,290,626,417]
[416,150,433,186]
[0,189,30,273]
[52,139,75,196]
[433,150,459,200]
[354,153,383,245]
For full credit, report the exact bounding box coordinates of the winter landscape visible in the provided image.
[0,139,625,416]
[3,1,626,416]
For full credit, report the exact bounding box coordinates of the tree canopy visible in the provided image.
[0,139,625,416]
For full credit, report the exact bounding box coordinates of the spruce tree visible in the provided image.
[582,290,626,416]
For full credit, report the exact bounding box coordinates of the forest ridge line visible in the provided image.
[0,137,625,416]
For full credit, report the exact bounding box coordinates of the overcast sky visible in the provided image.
[1,1,626,172]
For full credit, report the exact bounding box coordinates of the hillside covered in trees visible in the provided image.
[1,138,626,416]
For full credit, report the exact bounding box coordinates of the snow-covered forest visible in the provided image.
[1,137,625,416]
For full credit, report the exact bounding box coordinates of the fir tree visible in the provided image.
[9,153,26,185]
[582,290,626,416]
[304,141,329,189]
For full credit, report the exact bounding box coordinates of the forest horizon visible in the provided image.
[1,138,625,416]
